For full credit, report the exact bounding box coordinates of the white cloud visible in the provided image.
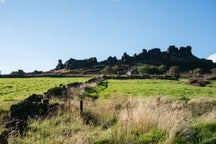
[208,53,216,63]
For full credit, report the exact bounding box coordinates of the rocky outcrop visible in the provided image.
[179,46,192,57]
[64,57,97,70]
[167,45,179,57]
[1,94,49,138]
[167,45,193,59]
[10,94,48,120]
[100,56,118,65]
[53,45,216,74]
[55,59,64,70]
[148,48,161,57]
[188,77,211,87]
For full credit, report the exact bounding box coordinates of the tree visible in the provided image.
[137,65,159,75]
[32,70,43,74]
[101,66,113,75]
[167,66,180,76]
[10,69,25,76]
[137,65,148,75]
[112,65,120,75]
[158,65,167,74]
[193,68,203,76]
[211,68,216,74]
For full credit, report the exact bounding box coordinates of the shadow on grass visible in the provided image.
[3,99,15,102]
[84,80,108,99]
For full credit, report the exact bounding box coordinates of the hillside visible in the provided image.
[53,45,216,75]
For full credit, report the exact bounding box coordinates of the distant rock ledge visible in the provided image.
[52,45,215,75]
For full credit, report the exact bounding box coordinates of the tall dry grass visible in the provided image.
[116,97,192,143]
[7,95,216,144]
[188,97,216,123]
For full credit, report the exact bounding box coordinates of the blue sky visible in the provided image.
[0,0,216,74]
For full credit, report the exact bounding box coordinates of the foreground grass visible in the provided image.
[8,96,216,144]
[1,78,216,143]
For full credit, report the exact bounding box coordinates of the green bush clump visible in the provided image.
[140,128,167,143]
[174,122,216,144]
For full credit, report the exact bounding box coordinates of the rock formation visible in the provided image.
[64,57,98,70]
[53,45,216,74]
[1,94,49,137]
[55,59,64,70]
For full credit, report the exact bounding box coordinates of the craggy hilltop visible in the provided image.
[7,45,216,76]
[53,45,215,75]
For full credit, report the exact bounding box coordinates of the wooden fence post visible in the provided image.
[80,99,83,115]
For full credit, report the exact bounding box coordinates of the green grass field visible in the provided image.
[1,78,216,103]
[1,77,216,144]
[94,79,216,99]
[0,77,89,102]
[0,77,90,122]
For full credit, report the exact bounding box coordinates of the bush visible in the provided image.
[211,68,216,74]
[137,65,165,75]
[140,128,167,143]
[174,122,216,144]
[167,66,180,76]
[101,66,113,75]
[101,65,120,75]
[193,68,203,76]
[10,69,25,76]
[158,65,167,74]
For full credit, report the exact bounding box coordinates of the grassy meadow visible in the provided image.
[93,79,216,99]
[1,77,216,143]
[0,77,90,131]
[0,77,89,102]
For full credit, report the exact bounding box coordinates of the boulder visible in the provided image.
[10,94,48,120]
[55,59,64,70]
[0,130,8,144]
[167,45,179,57]
[64,57,98,70]
[179,46,192,57]
[188,78,210,87]
[148,48,161,56]
[44,86,67,99]
[2,94,49,137]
